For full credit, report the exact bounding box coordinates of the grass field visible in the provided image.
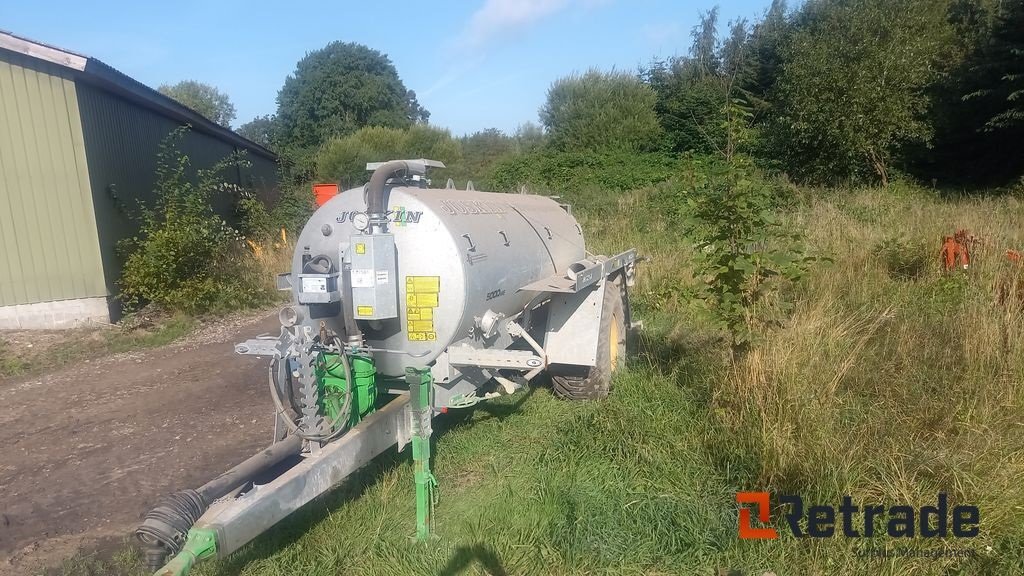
[52,184,1024,576]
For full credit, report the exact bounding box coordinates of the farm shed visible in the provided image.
[0,31,278,329]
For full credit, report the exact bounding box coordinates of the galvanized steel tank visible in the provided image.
[292,185,586,376]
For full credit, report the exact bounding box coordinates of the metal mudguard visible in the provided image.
[539,249,635,368]
[543,283,606,367]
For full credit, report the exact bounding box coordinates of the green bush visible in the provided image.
[451,128,520,190]
[269,183,316,235]
[675,154,819,350]
[874,237,931,280]
[235,189,274,243]
[234,182,316,243]
[540,70,663,153]
[315,125,460,189]
[119,128,278,313]
[490,150,677,195]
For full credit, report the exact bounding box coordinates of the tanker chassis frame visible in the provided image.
[138,160,638,575]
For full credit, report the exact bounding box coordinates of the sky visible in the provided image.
[2,0,771,136]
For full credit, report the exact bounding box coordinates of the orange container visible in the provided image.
[313,183,339,207]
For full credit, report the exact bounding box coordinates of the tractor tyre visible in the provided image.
[551,277,626,401]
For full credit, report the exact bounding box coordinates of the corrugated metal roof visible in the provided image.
[0,29,277,161]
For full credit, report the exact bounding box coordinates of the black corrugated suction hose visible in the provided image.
[136,489,206,571]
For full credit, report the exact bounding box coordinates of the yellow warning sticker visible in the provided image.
[407,276,440,293]
[406,307,432,321]
[408,293,439,308]
[356,306,374,316]
[355,243,366,255]
[408,320,434,332]
[405,276,440,341]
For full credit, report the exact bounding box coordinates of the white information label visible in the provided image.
[350,269,375,288]
[375,270,389,284]
[301,277,328,293]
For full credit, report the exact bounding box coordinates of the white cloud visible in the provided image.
[459,0,601,50]
[428,0,609,106]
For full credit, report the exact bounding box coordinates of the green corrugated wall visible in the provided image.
[75,84,279,302]
[76,82,239,300]
[0,51,107,307]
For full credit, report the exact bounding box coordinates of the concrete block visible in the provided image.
[0,297,111,329]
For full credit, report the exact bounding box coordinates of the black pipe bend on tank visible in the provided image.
[366,159,412,230]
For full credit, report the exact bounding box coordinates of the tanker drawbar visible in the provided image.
[137,159,639,575]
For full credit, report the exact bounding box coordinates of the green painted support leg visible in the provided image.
[406,367,436,541]
[154,528,217,576]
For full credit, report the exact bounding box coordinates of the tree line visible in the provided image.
[617,0,1022,187]
[159,0,1023,191]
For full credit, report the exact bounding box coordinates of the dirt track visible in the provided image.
[0,313,279,575]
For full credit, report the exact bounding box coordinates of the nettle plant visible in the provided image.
[679,153,818,352]
[119,127,263,312]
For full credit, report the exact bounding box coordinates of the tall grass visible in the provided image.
[709,187,1024,572]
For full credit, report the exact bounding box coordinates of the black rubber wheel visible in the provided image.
[551,277,627,400]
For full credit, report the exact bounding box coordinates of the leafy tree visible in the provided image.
[315,125,459,189]
[237,115,278,149]
[540,70,662,153]
[642,9,760,156]
[643,56,727,154]
[768,0,955,185]
[673,153,816,352]
[462,128,511,157]
[909,0,1024,185]
[158,80,236,127]
[276,42,428,180]
[690,7,722,77]
[512,121,546,152]
[961,1,1024,132]
[459,128,514,181]
[947,0,994,51]
[741,0,790,111]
